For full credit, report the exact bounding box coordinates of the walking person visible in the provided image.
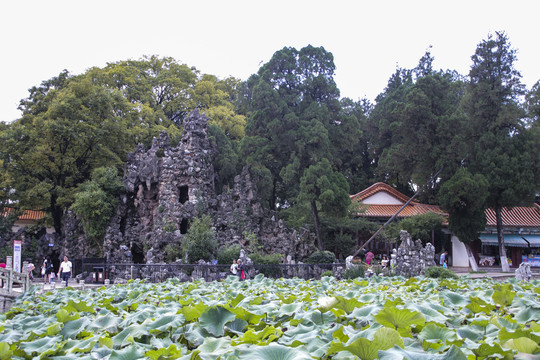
[230,259,238,276]
[57,256,73,287]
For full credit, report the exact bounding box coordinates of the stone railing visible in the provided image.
[0,267,31,294]
[78,262,346,283]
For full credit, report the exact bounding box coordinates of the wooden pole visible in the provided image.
[351,168,443,258]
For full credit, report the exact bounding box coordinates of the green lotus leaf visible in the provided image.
[311,310,336,325]
[441,291,469,308]
[418,324,457,350]
[516,307,540,324]
[88,314,122,334]
[63,336,98,353]
[373,305,425,331]
[199,305,236,337]
[332,296,366,314]
[279,323,319,345]
[410,304,449,323]
[278,302,303,316]
[60,318,91,340]
[46,322,63,336]
[0,329,22,343]
[178,302,208,323]
[332,326,350,343]
[276,292,298,304]
[19,335,63,357]
[499,327,540,343]
[197,337,233,358]
[379,344,467,360]
[327,327,403,360]
[492,284,516,307]
[466,296,496,315]
[109,344,146,360]
[227,307,266,325]
[147,314,185,334]
[64,299,96,314]
[229,293,246,308]
[112,324,150,348]
[232,325,282,345]
[146,344,183,360]
[350,304,382,320]
[0,342,13,360]
[504,337,540,354]
[472,342,514,360]
[224,318,248,335]
[456,327,483,342]
[99,336,113,349]
[237,342,312,360]
[56,309,81,323]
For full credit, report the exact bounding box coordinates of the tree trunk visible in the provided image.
[495,205,510,272]
[464,242,478,272]
[310,200,323,250]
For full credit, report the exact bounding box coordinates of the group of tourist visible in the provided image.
[37,256,73,286]
[229,259,246,280]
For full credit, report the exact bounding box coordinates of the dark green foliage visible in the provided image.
[299,158,351,249]
[342,265,365,279]
[181,215,217,263]
[217,244,241,265]
[439,168,489,244]
[384,213,444,243]
[304,250,336,264]
[251,252,283,277]
[163,244,182,263]
[70,167,124,255]
[208,124,240,193]
[424,266,458,279]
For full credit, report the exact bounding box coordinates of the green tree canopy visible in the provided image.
[462,31,536,272]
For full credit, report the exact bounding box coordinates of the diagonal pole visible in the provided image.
[351,167,443,258]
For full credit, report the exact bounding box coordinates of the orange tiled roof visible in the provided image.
[351,183,446,218]
[1,207,46,221]
[485,204,540,227]
[357,204,446,218]
[350,182,417,204]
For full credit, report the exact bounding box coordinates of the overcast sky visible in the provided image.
[1,0,539,123]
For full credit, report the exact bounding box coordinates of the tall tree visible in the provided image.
[439,168,489,271]
[462,32,535,272]
[298,159,350,250]
[242,45,346,209]
[370,53,466,202]
[0,76,138,233]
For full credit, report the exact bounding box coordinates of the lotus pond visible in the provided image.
[1,275,540,359]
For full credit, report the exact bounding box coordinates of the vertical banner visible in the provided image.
[13,239,22,273]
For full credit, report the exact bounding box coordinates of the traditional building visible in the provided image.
[351,182,540,268]
[350,182,451,260]
[1,208,53,234]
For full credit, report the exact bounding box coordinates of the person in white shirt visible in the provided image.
[230,259,238,275]
[58,256,73,286]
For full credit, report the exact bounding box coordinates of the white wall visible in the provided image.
[363,192,403,205]
[451,235,469,267]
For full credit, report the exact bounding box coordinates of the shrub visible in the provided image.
[424,266,458,279]
[304,250,336,264]
[321,270,334,277]
[251,253,283,277]
[182,215,217,263]
[164,244,181,262]
[342,265,365,279]
[217,244,241,265]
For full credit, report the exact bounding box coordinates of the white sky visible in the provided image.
[1,0,539,123]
